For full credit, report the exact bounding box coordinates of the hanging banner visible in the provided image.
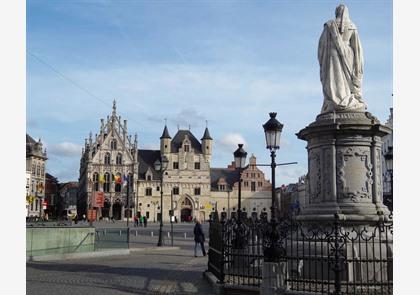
[88,209,97,222]
[93,191,104,208]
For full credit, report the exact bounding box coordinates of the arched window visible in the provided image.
[32,164,36,175]
[41,164,45,176]
[147,175,152,181]
[36,164,40,176]
[115,173,121,192]
[111,139,117,150]
[104,153,111,165]
[116,153,123,165]
[103,173,110,192]
[93,173,99,192]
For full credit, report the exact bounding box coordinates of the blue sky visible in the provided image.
[26,0,393,184]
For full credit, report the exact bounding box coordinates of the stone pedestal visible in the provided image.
[296,111,391,224]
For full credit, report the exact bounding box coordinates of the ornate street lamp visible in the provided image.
[155,155,169,246]
[233,144,247,223]
[262,112,284,262]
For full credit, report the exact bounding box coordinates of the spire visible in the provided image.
[160,125,171,139]
[112,99,117,117]
[201,126,212,140]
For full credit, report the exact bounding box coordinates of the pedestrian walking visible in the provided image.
[193,220,206,257]
[111,216,115,223]
[139,215,144,227]
[143,216,147,227]
[134,215,139,227]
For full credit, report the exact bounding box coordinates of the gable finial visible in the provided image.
[164,118,167,126]
[205,120,208,128]
[112,99,117,116]
[188,124,191,131]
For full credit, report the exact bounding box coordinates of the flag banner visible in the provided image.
[115,175,122,184]
[88,209,97,222]
[99,174,105,184]
[92,191,105,208]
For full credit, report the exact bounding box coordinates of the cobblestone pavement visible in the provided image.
[26,246,214,295]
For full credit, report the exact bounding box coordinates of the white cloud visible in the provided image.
[49,142,83,157]
[217,133,247,153]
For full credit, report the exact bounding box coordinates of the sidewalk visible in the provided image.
[27,247,213,295]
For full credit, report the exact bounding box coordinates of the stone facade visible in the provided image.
[210,154,273,219]
[78,101,139,220]
[26,134,47,217]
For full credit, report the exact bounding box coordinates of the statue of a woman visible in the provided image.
[318,4,367,113]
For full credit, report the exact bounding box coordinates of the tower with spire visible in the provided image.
[201,124,213,162]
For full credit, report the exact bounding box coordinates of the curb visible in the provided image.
[203,271,225,295]
[129,246,181,252]
[27,249,130,262]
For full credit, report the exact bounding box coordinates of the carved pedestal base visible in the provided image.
[296,111,391,224]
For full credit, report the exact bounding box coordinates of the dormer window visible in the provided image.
[104,153,111,165]
[147,175,152,181]
[184,145,190,152]
[111,140,117,150]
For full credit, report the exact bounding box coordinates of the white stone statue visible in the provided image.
[318,4,367,113]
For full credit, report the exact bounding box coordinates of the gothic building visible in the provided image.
[26,134,47,217]
[77,101,138,220]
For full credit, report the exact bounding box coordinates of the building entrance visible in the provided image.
[102,201,110,218]
[180,197,193,222]
[112,202,122,220]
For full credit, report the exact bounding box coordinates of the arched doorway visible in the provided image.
[112,202,122,220]
[180,197,193,222]
[102,201,111,218]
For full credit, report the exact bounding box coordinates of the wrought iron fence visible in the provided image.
[208,213,393,295]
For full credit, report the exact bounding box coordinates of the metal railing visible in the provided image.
[208,213,393,295]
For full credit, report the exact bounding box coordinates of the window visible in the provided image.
[32,164,36,175]
[147,204,150,208]
[156,186,160,191]
[184,145,190,152]
[194,187,201,196]
[244,181,249,187]
[93,173,99,191]
[147,175,152,181]
[194,162,200,170]
[173,162,179,169]
[258,181,263,187]
[36,164,40,176]
[111,139,117,150]
[103,173,110,192]
[173,187,179,195]
[116,153,122,165]
[251,173,255,178]
[41,164,45,176]
[251,182,256,192]
[104,153,111,165]
[114,173,122,192]
[145,188,152,196]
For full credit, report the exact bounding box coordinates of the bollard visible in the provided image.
[167,232,170,238]
[184,233,187,239]
[135,230,138,236]
[104,229,107,236]
[119,230,122,236]
[151,231,154,237]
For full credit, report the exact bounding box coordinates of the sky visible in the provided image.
[26,0,393,184]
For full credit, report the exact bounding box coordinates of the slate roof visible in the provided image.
[160,125,171,139]
[210,168,239,191]
[201,127,212,140]
[137,149,161,180]
[26,134,37,145]
[171,130,202,153]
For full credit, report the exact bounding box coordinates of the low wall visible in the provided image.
[27,227,95,258]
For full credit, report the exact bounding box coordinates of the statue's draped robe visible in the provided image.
[318,20,367,113]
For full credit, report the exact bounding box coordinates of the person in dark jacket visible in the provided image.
[193,220,206,257]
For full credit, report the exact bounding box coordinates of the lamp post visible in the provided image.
[262,112,284,262]
[233,144,248,224]
[155,155,169,247]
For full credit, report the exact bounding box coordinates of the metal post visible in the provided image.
[237,167,242,224]
[157,173,164,246]
[171,191,174,247]
[270,150,276,221]
[227,190,231,218]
